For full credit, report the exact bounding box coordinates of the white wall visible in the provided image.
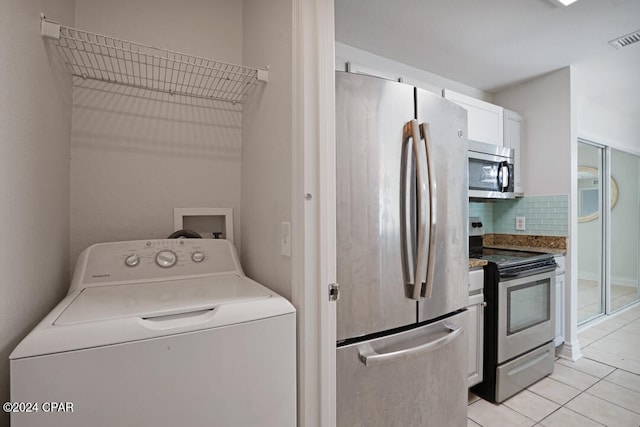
[577,97,640,155]
[70,0,244,263]
[241,0,293,299]
[493,68,580,360]
[0,1,75,425]
[335,42,491,101]
[493,68,573,197]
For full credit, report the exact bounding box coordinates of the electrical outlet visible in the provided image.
[516,216,526,231]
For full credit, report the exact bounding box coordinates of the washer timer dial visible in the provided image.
[124,254,140,267]
[155,250,178,268]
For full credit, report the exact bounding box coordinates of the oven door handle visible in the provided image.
[500,264,557,279]
[357,322,462,366]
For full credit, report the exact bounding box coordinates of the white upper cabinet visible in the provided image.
[504,109,524,195]
[443,89,504,146]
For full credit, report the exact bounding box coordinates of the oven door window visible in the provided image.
[507,279,550,335]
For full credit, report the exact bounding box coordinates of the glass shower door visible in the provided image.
[577,142,604,324]
[610,149,640,311]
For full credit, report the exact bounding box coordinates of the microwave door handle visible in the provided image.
[401,122,416,288]
[497,161,510,192]
[419,123,437,299]
[501,162,510,190]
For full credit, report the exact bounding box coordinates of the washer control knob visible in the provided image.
[156,250,178,268]
[125,254,140,267]
[191,252,205,263]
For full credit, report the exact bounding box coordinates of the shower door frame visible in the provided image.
[577,138,640,326]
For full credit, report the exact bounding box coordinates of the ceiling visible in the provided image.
[335,0,640,119]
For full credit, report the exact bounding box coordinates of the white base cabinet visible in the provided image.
[468,269,485,387]
[554,255,566,346]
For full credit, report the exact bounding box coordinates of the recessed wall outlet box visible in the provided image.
[173,208,234,244]
[516,216,526,231]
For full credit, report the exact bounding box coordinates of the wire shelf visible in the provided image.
[42,18,267,104]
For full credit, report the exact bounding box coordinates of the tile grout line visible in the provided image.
[586,369,640,416]
[468,304,640,426]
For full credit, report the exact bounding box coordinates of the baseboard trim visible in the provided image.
[556,340,583,361]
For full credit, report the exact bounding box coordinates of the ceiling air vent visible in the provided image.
[609,30,640,49]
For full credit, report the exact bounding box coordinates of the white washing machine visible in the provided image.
[10,239,296,427]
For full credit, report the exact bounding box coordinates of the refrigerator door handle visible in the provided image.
[401,122,416,288]
[419,123,437,299]
[412,120,430,300]
[402,119,428,300]
[357,322,462,367]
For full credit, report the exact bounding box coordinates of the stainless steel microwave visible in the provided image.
[468,141,515,199]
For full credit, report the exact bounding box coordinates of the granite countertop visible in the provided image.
[469,259,488,269]
[483,234,567,256]
[467,234,567,269]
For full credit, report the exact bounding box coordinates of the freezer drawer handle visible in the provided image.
[357,322,462,367]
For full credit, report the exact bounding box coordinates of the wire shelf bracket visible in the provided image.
[40,15,268,104]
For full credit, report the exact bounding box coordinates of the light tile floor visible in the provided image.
[468,302,640,426]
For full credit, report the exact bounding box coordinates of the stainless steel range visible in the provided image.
[469,217,557,403]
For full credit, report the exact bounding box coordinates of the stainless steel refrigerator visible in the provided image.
[336,71,469,427]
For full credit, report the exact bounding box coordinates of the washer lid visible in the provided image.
[55,274,271,326]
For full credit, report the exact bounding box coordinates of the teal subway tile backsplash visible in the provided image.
[469,202,494,234]
[469,195,569,237]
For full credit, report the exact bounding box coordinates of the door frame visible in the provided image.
[576,137,640,325]
[291,0,336,426]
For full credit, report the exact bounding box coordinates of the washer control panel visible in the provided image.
[155,250,178,268]
[77,239,239,287]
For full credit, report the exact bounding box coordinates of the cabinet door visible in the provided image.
[504,109,524,195]
[467,293,484,387]
[555,273,565,346]
[443,89,503,146]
